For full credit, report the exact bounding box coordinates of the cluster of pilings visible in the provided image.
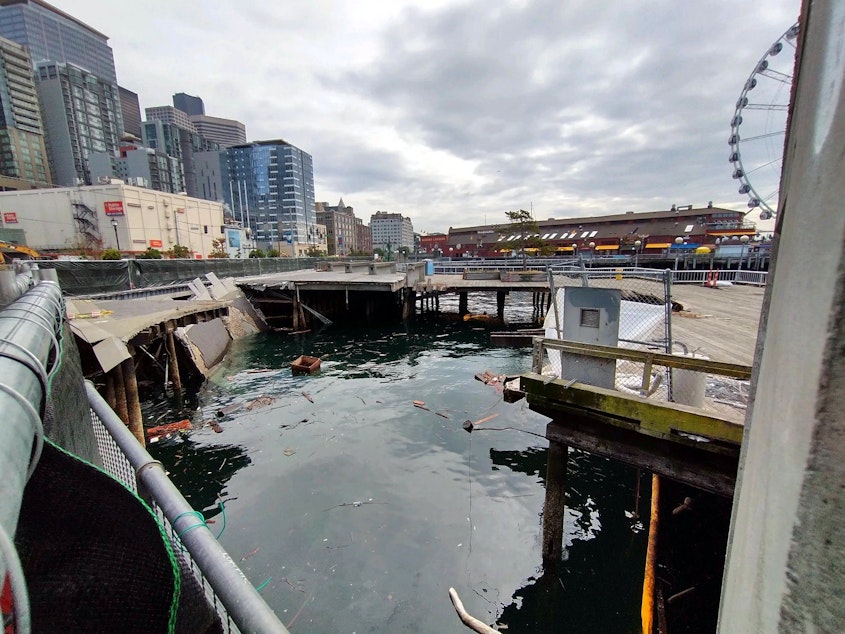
[101,327,183,447]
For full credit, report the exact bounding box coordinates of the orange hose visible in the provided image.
[641,474,660,634]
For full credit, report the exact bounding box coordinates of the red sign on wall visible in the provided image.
[104,201,125,216]
[3,212,17,223]
[149,239,163,248]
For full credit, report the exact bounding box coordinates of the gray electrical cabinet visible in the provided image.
[560,287,621,388]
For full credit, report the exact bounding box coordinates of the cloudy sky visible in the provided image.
[66,0,799,233]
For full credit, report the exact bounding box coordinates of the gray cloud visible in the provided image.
[68,0,800,231]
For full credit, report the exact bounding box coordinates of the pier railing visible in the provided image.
[432,262,768,286]
[87,383,289,634]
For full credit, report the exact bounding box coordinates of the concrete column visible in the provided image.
[719,3,845,630]
[541,436,568,562]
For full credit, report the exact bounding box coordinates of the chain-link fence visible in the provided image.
[540,265,750,419]
[545,265,676,401]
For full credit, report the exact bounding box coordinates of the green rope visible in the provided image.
[256,577,272,592]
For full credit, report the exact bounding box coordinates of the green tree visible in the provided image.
[169,244,191,259]
[209,238,229,258]
[101,248,121,260]
[266,247,280,258]
[305,245,326,257]
[497,209,551,269]
[137,247,163,259]
[249,248,265,258]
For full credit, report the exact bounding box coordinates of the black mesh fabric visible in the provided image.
[15,441,182,633]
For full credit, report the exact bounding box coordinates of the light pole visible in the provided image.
[740,235,750,269]
[588,241,596,265]
[111,219,120,251]
[634,239,641,267]
[673,236,684,270]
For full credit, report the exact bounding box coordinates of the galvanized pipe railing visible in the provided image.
[0,281,63,631]
[85,382,290,634]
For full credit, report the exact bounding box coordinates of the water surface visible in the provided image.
[146,314,649,632]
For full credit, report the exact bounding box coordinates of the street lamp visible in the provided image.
[673,236,684,270]
[634,239,642,267]
[588,241,596,265]
[740,234,750,269]
[111,219,120,251]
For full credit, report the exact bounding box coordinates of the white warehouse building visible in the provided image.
[0,182,226,258]
[369,211,414,252]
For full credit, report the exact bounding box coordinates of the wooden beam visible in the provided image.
[541,414,737,497]
[522,372,744,446]
[536,338,752,379]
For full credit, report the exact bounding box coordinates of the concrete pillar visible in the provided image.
[719,3,845,630]
[541,436,568,562]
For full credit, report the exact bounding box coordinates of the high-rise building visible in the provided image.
[145,105,194,132]
[316,198,359,256]
[193,150,224,203]
[223,140,316,251]
[89,143,184,193]
[0,35,50,188]
[35,61,122,186]
[173,92,204,116]
[189,114,246,148]
[0,0,117,83]
[370,211,414,251]
[118,86,141,138]
[142,115,219,198]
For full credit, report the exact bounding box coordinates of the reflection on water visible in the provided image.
[142,315,649,632]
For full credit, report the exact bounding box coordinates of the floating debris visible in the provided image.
[301,391,314,403]
[292,355,321,374]
[147,419,192,442]
[413,400,430,411]
[241,546,260,561]
[283,448,296,457]
[462,413,500,433]
[246,396,276,410]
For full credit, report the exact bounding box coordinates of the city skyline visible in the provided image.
[20,1,800,233]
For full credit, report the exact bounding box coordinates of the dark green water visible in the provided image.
[145,314,650,632]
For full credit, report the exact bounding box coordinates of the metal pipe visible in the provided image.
[85,382,290,634]
[0,281,63,584]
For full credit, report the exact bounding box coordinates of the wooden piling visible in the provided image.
[104,372,116,410]
[541,439,568,562]
[641,474,660,634]
[165,329,182,394]
[458,291,469,316]
[111,363,128,424]
[121,352,145,446]
[497,291,506,320]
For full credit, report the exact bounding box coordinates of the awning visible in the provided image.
[595,245,618,251]
[645,243,671,249]
[524,247,539,253]
[498,249,512,253]
[556,246,575,252]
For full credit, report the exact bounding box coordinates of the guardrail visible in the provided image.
[430,263,768,286]
[87,383,289,633]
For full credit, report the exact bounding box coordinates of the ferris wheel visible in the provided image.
[728,22,800,220]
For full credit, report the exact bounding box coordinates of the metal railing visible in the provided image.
[431,262,769,286]
[86,382,289,634]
